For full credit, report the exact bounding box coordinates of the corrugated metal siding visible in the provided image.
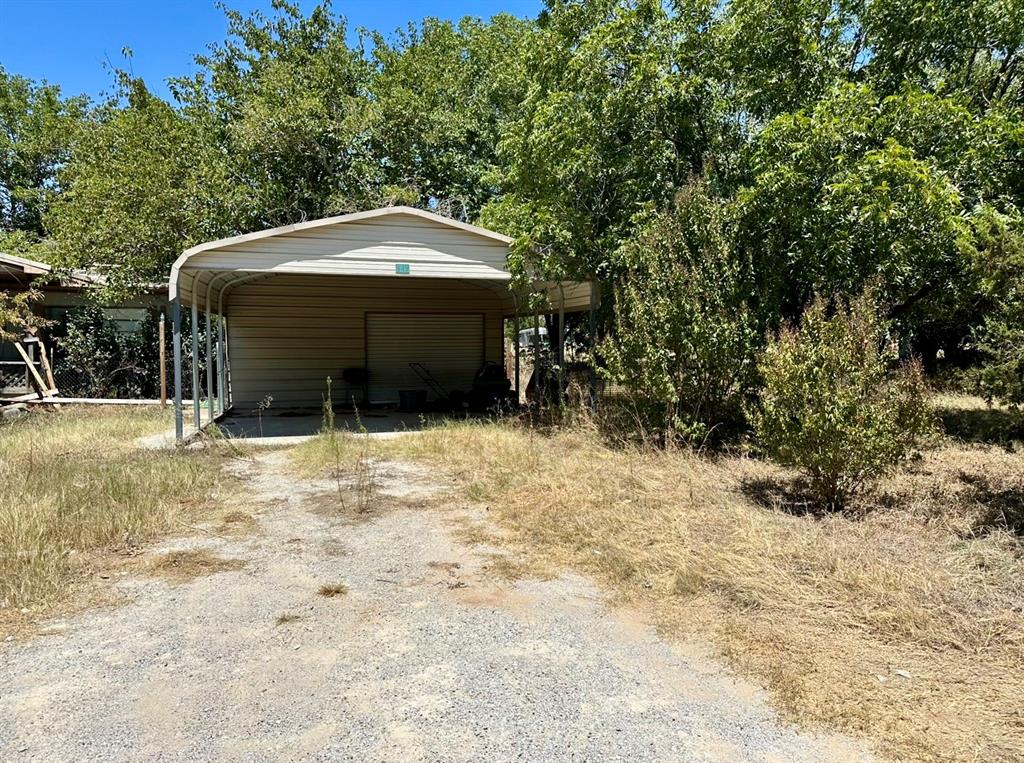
[228,274,504,407]
[366,313,484,404]
[178,213,511,305]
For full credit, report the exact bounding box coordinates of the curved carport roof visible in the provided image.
[170,206,520,316]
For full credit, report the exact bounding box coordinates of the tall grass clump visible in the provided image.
[0,407,223,611]
[295,377,376,513]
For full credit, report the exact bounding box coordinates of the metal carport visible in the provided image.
[168,206,593,443]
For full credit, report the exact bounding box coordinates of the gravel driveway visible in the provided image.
[0,450,874,762]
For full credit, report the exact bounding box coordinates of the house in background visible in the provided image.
[0,251,167,397]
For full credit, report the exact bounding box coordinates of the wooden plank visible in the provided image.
[37,342,58,392]
[13,342,50,398]
[2,391,43,403]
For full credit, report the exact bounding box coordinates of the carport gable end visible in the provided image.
[169,206,516,306]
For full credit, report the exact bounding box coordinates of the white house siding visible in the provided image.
[226,274,505,407]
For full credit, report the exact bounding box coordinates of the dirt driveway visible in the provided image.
[0,451,874,762]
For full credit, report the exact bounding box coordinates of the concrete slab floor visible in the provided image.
[219,410,439,439]
[138,408,488,449]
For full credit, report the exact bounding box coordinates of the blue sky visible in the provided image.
[0,0,543,101]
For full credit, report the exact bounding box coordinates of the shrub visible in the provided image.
[969,206,1024,408]
[54,304,201,399]
[973,314,1024,408]
[750,290,934,509]
[599,182,759,444]
[56,304,160,398]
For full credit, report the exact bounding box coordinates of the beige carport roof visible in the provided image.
[169,206,593,315]
[170,206,523,314]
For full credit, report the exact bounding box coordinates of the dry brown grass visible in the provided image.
[932,392,1024,448]
[217,510,261,536]
[317,582,348,598]
[0,407,230,623]
[479,552,556,582]
[143,549,246,583]
[292,395,1024,762]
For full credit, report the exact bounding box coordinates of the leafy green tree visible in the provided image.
[717,0,1022,116]
[820,142,971,315]
[874,90,1024,207]
[369,14,535,218]
[45,74,233,298]
[0,67,86,237]
[862,0,1023,107]
[600,181,758,441]
[480,0,731,285]
[750,289,934,509]
[733,83,1018,347]
[974,314,1024,406]
[0,288,46,342]
[720,0,860,120]
[171,0,377,229]
[969,205,1024,405]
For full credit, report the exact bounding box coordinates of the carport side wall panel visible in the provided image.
[225,275,504,407]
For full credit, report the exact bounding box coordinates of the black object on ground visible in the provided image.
[398,389,428,412]
[470,361,516,412]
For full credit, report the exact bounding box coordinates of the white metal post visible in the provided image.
[159,312,167,407]
[217,281,232,415]
[217,316,226,415]
[557,283,566,407]
[191,300,200,431]
[589,276,598,408]
[533,310,541,403]
[513,313,521,404]
[172,299,183,442]
[205,297,214,425]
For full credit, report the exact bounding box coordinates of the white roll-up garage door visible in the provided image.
[366,312,485,404]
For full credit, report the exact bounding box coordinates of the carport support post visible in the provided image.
[205,302,214,425]
[513,313,521,403]
[172,299,183,442]
[217,316,226,416]
[533,311,541,401]
[159,312,167,407]
[589,276,598,409]
[191,300,201,432]
[218,283,235,414]
[557,283,566,408]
